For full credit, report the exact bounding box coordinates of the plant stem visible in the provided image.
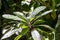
[28,22,32,28]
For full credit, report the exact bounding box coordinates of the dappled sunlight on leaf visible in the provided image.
[31,29,41,40]
[1,28,22,40]
[2,14,21,20]
[28,6,46,19]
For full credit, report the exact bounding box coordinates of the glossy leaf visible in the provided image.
[31,29,41,40]
[1,28,22,40]
[28,6,46,19]
[21,25,28,28]
[35,9,57,20]
[13,12,28,21]
[2,14,26,22]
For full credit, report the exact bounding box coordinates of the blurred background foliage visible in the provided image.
[0,0,60,40]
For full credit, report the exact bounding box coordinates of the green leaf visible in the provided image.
[28,6,46,19]
[2,14,26,22]
[32,20,45,25]
[14,28,29,40]
[37,25,54,31]
[35,9,57,20]
[17,23,28,28]
[21,25,28,28]
[17,23,23,27]
[30,18,34,22]
[52,0,56,10]
[55,14,60,28]
[13,12,28,22]
[55,14,60,40]
[35,28,49,35]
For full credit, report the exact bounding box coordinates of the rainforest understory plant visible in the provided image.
[1,6,57,40]
[0,0,60,40]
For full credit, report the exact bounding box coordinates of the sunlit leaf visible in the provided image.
[1,28,22,40]
[2,29,8,34]
[13,12,28,22]
[15,31,19,35]
[21,25,28,28]
[30,18,34,22]
[28,6,46,19]
[35,9,57,20]
[31,29,41,40]
[2,27,14,34]
[14,35,22,40]
[2,14,25,21]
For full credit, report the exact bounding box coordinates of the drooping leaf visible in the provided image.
[31,29,41,40]
[55,14,60,40]
[55,14,60,28]
[36,28,49,35]
[2,27,14,34]
[37,25,54,31]
[17,23,28,28]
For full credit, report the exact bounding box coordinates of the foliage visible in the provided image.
[0,0,60,40]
